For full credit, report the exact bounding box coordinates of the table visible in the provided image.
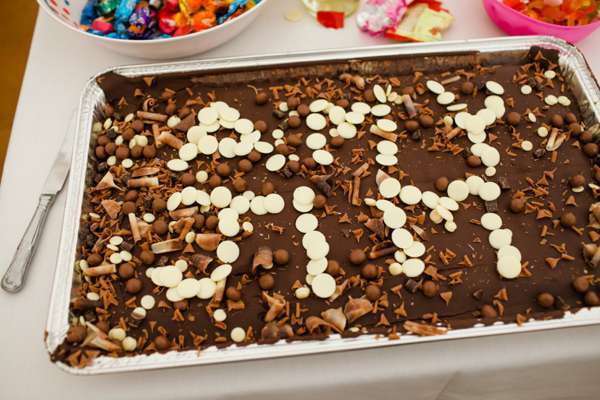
[1,0,599,398]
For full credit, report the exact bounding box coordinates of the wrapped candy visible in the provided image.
[357,0,408,35]
[115,0,139,33]
[94,0,119,16]
[81,0,98,24]
[92,17,116,33]
[126,3,158,39]
[385,0,453,42]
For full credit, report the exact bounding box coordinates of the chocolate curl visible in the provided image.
[375,169,392,187]
[261,321,294,340]
[263,292,286,322]
[339,73,365,89]
[444,127,462,141]
[151,239,183,254]
[127,177,160,188]
[169,207,198,221]
[195,233,222,251]
[190,254,213,275]
[91,228,112,253]
[209,279,226,308]
[370,125,398,141]
[369,241,399,259]
[94,172,123,192]
[129,213,141,243]
[131,167,160,178]
[310,173,334,197]
[588,203,600,229]
[582,243,600,268]
[403,320,446,336]
[137,219,152,236]
[173,113,196,132]
[252,246,273,274]
[402,94,417,118]
[365,218,385,239]
[412,225,429,241]
[305,316,340,334]
[83,263,117,277]
[101,199,122,220]
[353,162,369,178]
[136,110,167,122]
[152,124,162,148]
[177,218,195,241]
[329,279,349,302]
[545,128,566,151]
[83,322,122,352]
[343,297,373,323]
[321,308,347,332]
[73,298,102,310]
[156,131,183,149]
[351,176,361,206]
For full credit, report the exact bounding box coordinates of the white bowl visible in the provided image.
[37,0,271,59]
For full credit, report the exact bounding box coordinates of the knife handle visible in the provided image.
[2,194,56,292]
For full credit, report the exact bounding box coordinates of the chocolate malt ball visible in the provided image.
[467,155,482,167]
[226,287,241,301]
[461,81,474,95]
[349,249,366,265]
[140,250,155,265]
[434,176,449,192]
[274,249,290,265]
[152,198,166,213]
[233,178,247,193]
[66,326,88,343]
[537,293,555,308]
[193,214,205,230]
[259,274,275,290]
[154,336,170,350]
[363,89,376,102]
[254,120,267,133]
[559,212,577,228]
[87,253,103,266]
[506,112,521,126]
[584,291,600,306]
[419,115,435,128]
[125,278,142,294]
[255,92,268,105]
[288,115,301,128]
[143,145,157,158]
[118,263,135,280]
[361,263,377,279]
[326,260,341,276]
[122,201,136,215]
[153,219,168,235]
[238,159,253,173]
[422,281,438,298]
[287,134,302,147]
[331,136,345,148]
[365,284,381,301]
[205,216,219,230]
[573,276,590,293]
[209,175,222,188]
[216,163,232,177]
[509,198,525,213]
[181,173,195,186]
[569,174,585,188]
[313,195,327,209]
[262,182,275,196]
[287,97,299,110]
[481,305,498,318]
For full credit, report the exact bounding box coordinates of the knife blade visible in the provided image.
[1,110,78,292]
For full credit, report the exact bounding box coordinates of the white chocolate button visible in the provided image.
[471,143,489,157]
[181,186,197,206]
[294,186,315,205]
[266,154,286,171]
[447,103,467,112]
[377,140,398,156]
[309,99,329,113]
[179,143,199,161]
[438,196,459,211]
[306,258,328,275]
[312,273,336,298]
[167,192,182,211]
[466,175,485,195]
[196,170,208,183]
[558,96,571,106]
[198,107,218,125]
[254,141,274,154]
[329,106,346,125]
[389,262,403,276]
[159,266,183,288]
[435,205,453,221]
[545,70,556,79]
[489,229,512,249]
[476,108,497,126]
[197,278,217,299]
[479,182,501,201]
[187,126,206,144]
[395,251,407,263]
[426,80,445,94]
[521,85,532,95]
[141,295,156,310]
[167,159,189,172]
[230,327,246,343]
[337,122,357,139]
[211,264,232,282]
[486,81,504,95]
[392,228,413,249]
[234,141,254,156]
[481,213,502,230]
[306,133,327,150]
[447,180,469,202]
[234,119,254,135]
[230,196,250,215]
[211,187,232,208]
[404,241,426,258]
[421,191,439,209]
[498,245,522,262]
[213,309,227,322]
[373,84,387,103]
[375,154,398,166]
[377,119,397,132]
[454,112,470,129]
[217,241,239,263]
[383,207,407,229]
[481,146,500,167]
[379,178,401,198]
[376,199,395,212]
[218,219,240,237]
[445,220,457,232]
[403,258,425,278]
[220,107,240,122]
[296,213,318,233]
[485,166,496,177]
[307,241,329,260]
[465,115,486,135]
[437,92,455,105]
[307,113,327,131]
[293,200,313,213]
[371,104,391,117]
[176,279,201,299]
[351,102,371,115]
[196,190,211,206]
[198,135,218,155]
[521,141,533,151]
[151,267,163,286]
[175,259,188,272]
[295,287,310,299]
[497,256,521,279]
[313,150,334,165]
[218,137,237,158]
[303,230,326,249]
[264,194,285,214]
[219,208,240,221]
[399,185,422,205]
[545,95,558,106]
[345,112,364,125]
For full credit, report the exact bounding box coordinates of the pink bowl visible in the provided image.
[482,0,600,43]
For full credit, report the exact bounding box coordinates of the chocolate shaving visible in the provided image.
[263,292,285,322]
[305,316,340,334]
[195,234,222,251]
[582,243,600,268]
[101,199,122,220]
[310,173,334,197]
[127,177,160,188]
[169,207,199,221]
[260,322,293,340]
[321,308,347,332]
[365,218,385,239]
[93,172,123,192]
[368,241,399,259]
[343,297,373,323]
[190,254,213,275]
[151,239,183,254]
[252,246,273,274]
[403,321,446,336]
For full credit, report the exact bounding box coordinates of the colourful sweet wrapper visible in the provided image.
[94,0,119,16]
[385,0,453,42]
[317,11,346,29]
[357,0,408,35]
[81,0,98,25]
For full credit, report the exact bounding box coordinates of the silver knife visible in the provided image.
[1,110,78,292]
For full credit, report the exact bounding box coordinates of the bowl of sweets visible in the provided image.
[482,0,600,43]
[37,0,271,59]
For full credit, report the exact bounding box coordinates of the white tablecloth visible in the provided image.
[2,0,600,398]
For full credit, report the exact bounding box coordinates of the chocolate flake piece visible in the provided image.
[497,176,510,190]
[321,308,347,332]
[485,200,499,213]
[151,239,184,254]
[343,297,373,323]
[260,322,293,340]
[405,279,421,294]
[403,321,446,336]
[533,148,546,158]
